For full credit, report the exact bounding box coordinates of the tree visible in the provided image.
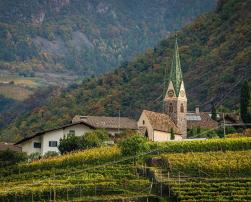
[82,130,109,149]
[170,128,175,140]
[0,149,27,166]
[119,135,149,157]
[58,135,83,154]
[211,103,217,121]
[240,81,251,123]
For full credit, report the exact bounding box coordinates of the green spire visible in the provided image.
[169,37,183,96]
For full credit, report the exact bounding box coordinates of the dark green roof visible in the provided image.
[169,38,183,96]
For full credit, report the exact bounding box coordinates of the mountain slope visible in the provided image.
[1,0,251,141]
[0,0,216,75]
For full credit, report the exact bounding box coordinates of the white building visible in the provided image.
[138,110,183,142]
[15,116,137,155]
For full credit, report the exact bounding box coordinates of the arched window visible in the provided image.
[180,103,184,113]
[169,103,173,113]
[143,120,145,125]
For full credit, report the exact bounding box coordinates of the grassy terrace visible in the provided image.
[150,147,251,202]
[1,138,251,201]
[0,147,153,201]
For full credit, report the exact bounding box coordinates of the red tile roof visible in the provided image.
[143,110,182,135]
[72,115,138,130]
[187,112,218,129]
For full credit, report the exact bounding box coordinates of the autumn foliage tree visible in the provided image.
[240,81,251,123]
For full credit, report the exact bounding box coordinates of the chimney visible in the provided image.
[195,105,200,114]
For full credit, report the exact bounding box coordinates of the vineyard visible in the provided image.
[1,138,251,201]
[161,150,251,177]
[149,148,251,202]
[0,147,156,202]
[168,178,251,202]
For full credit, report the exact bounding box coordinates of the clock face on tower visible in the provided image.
[180,90,185,97]
[168,90,174,97]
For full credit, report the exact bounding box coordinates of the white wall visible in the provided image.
[19,123,93,155]
[138,112,154,141]
[175,135,183,141]
[41,129,64,155]
[20,136,42,155]
[153,130,170,142]
[63,124,92,137]
[152,130,183,142]
[19,123,139,155]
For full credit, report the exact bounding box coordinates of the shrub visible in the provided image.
[119,135,149,156]
[82,129,109,149]
[28,152,41,162]
[43,151,59,158]
[58,135,83,154]
[0,149,27,166]
[244,128,251,137]
[114,130,138,143]
[225,133,243,138]
[58,130,110,154]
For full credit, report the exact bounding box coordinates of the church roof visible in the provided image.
[169,38,183,96]
[72,115,138,130]
[143,110,182,135]
[187,112,218,129]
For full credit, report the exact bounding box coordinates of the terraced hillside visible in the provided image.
[1,137,251,201]
[148,144,251,201]
[0,147,157,202]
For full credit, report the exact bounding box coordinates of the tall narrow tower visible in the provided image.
[164,38,187,138]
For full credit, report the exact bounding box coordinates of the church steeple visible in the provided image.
[169,38,183,96]
[164,37,187,138]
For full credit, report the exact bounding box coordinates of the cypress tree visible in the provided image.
[240,80,251,123]
[170,128,175,140]
[211,103,217,121]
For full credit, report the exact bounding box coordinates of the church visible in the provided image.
[138,38,217,141]
[15,38,218,155]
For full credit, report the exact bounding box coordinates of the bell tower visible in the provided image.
[164,38,187,138]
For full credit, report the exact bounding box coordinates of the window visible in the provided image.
[169,103,173,113]
[69,130,75,136]
[143,120,145,125]
[180,103,184,113]
[49,141,58,147]
[33,142,41,148]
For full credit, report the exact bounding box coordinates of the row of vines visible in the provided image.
[161,150,251,177]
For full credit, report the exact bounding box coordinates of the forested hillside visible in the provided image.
[1,0,251,141]
[0,0,216,75]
